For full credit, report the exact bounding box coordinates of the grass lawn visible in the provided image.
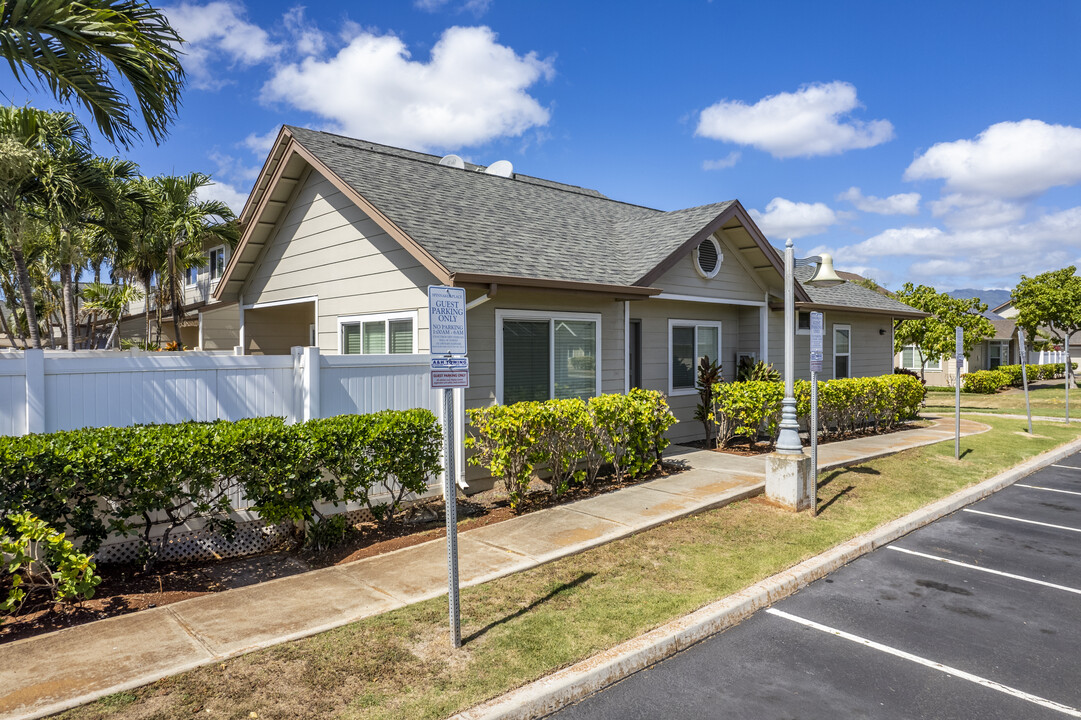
[924,382,1081,418]
[56,415,1081,720]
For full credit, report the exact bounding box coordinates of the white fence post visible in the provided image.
[290,345,321,423]
[304,346,320,421]
[24,348,45,435]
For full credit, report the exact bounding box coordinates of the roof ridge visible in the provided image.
[286,125,665,212]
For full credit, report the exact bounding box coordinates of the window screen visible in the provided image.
[503,320,550,404]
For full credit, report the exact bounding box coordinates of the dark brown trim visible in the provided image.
[452,272,661,297]
[768,300,930,319]
[633,201,808,301]
[238,126,291,225]
[214,134,304,300]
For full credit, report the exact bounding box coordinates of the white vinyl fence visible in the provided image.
[0,348,465,563]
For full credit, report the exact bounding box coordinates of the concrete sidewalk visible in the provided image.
[0,416,988,720]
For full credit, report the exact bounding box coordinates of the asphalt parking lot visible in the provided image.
[552,454,1081,719]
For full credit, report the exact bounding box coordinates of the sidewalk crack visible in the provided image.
[166,606,219,659]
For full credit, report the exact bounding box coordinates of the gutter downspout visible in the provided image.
[465,283,498,311]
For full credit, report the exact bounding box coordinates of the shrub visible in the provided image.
[893,367,925,387]
[0,411,445,567]
[466,391,677,509]
[693,357,723,447]
[710,373,924,445]
[2,512,101,622]
[710,381,784,448]
[737,359,781,383]
[466,402,545,509]
[961,369,1010,394]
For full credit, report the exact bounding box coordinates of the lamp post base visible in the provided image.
[765,452,815,512]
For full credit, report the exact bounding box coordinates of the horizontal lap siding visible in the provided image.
[241,170,437,355]
[200,304,240,351]
[632,299,742,443]
[464,289,626,411]
[769,309,895,380]
[653,232,767,303]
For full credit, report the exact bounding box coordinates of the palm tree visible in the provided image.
[0,106,94,348]
[44,154,139,350]
[0,0,185,147]
[151,173,237,348]
[80,280,142,348]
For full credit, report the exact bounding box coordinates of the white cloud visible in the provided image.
[261,25,553,151]
[282,7,327,56]
[837,187,920,215]
[701,151,741,171]
[243,126,282,155]
[928,194,1026,229]
[695,81,894,158]
[842,207,1081,287]
[749,197,839,239]
[164,1,281,88]
[198,180,249,214]
[905,120,1081,199]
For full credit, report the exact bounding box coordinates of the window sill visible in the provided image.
[669,387,698,397]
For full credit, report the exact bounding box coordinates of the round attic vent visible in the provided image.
[694,237,722,278]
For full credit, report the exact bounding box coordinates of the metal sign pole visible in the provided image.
[1066,332,1071,425]
[809,311,823,515]
[810,370,818,515]
[955,326,963,461]
[443,385,461,648]
[1018,329,1033,434]
[429,285,467,649]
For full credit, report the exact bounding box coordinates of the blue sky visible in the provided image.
[6,0,1081,293]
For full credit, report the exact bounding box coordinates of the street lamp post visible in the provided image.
[766,239,843,510]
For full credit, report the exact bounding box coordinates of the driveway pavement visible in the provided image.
[552,452,1081,719]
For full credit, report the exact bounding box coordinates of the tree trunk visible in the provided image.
[143,276,152,350]
[7,241,42,349]
[167,245,184,349]
[61,261,76,352]
[105,318,120,349]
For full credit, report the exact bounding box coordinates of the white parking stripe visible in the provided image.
[766,608,1081,717]
[887,546,1081,595]
[1017,484,1081,498]
[1051,464,1081,471]
[963,509,1081,533]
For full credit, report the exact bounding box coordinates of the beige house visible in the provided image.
[895,315,1019,386]
[200,126,925,442]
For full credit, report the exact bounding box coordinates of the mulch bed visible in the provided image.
[1,461,685,645]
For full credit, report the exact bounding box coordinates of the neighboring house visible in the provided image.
[895,315,1019,386]
[201,126,925,443]
[117,238,235,348]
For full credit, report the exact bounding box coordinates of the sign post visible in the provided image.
[428,286,468,649]
[809,311,823,514]
[955,326,963,461]
[1018,329,1033,434]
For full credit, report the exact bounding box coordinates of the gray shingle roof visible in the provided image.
[285,127,924,317]
[793,266,926,316]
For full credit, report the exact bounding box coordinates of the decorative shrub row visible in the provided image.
[0,410,442,569]
[466,389,678,510]
[961,363,1066,394]
[709,374,925,448]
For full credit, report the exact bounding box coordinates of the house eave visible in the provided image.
[770,300,930,319]
[451,272,661,298]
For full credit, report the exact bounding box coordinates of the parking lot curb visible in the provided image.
[452,433,1081,720]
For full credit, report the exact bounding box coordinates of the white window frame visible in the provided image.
[988,340,1009,369]
[208,245,226,283]
[668,319,723,396]
[901,344,941,372]
[337,310,419,355]
[495,309,603,405]
[833,324,852,379]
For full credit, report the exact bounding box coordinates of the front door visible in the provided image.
[628,319,642,389]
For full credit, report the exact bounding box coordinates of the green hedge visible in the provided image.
[961,362,1066,394]
[709,373,925,447]
[466,389,677,510]
[0,410,442,568]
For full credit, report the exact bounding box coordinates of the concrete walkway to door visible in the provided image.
[0,415,989,720]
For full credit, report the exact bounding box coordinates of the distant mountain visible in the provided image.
[947,288,1012,312]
